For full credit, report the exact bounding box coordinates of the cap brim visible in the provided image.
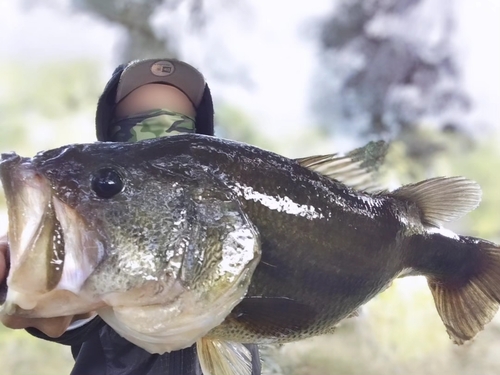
[116,59,206,108]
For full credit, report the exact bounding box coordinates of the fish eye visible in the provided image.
[91,168,124,199]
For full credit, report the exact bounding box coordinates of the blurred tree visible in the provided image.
[69,0,240,61]
[71,0,173,60]
[313,0,472,143]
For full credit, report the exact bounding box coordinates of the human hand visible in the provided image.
[2,314,79,338]
[1,312,95,338]
[0,233,8,293]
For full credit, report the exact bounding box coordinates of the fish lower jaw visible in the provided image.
[0,287,104,318]
[1,289,38,314]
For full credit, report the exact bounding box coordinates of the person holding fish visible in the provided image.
[3,58,500,375]
[0,59,262,375]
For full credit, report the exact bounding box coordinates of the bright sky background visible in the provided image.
[0,0,498,139]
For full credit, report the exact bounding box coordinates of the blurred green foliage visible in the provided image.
[0,59,102,212]
[0,60,101,155]
[0,325,73,375]
[0,61,101,119]
[448,137,500,239]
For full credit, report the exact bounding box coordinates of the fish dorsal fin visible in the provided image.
[295,140,388,192]
[389,176,482,227]
[197,338,252,375]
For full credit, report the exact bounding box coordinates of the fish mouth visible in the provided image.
[0,154,104,316]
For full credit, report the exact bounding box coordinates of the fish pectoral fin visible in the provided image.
[388,176,481,227]
[295,140,388,192]
[231,297,318,336]
[197,338,252,375]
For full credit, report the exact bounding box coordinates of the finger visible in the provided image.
[0,252,5,283]
[0,236,7,284]
[1,315,74,338]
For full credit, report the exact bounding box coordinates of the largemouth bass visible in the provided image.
[1,134,499,375]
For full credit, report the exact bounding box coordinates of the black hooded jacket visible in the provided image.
[28,318,261,375]
[26,60,262,375]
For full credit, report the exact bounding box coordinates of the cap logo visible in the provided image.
[151,61,175,76]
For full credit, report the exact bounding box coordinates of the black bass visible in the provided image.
[1,134,499,375]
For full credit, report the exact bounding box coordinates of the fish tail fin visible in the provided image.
[390,176,499,343]
[427,239,500,344]
[197,338,252,375]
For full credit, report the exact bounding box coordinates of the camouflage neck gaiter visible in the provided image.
[108,109,196,142]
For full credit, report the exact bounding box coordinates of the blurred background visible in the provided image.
[0,0,499,374]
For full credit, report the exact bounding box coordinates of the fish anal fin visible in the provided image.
[197,338,252,375]
[427,240,500,344]
[389,176,482,227]
[231,297,318,337]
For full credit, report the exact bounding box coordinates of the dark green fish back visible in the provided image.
[176,137,408,342]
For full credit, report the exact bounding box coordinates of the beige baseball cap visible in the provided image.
[115,59,206,108]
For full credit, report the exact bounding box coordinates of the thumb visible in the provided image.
[1,315,74,338]
[0,235,8,284]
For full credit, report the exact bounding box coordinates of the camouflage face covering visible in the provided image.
[108,109,196,142]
